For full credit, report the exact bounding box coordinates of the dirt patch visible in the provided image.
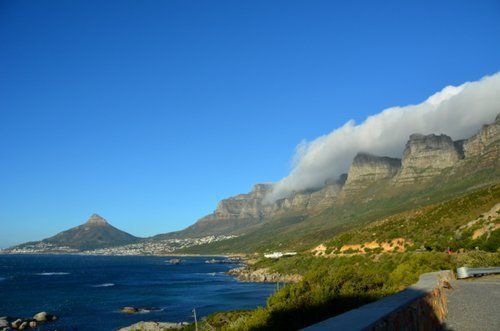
[313,238,412,256]
[457,203,500,240]
[340,238,411,254]
[311,244,327,256]
[472,223,500,239]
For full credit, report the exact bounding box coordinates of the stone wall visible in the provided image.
[303,270,453,331]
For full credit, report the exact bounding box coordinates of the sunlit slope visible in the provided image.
[180,168,499,254]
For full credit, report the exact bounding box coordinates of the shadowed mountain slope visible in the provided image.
[13,214,140,251]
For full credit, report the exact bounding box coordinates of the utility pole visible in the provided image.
[193,308,198,331]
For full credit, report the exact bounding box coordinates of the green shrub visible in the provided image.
[195,251,498,330]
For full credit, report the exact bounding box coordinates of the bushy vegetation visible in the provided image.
[181,181,500,330]
[324,184,499,253]
[189,251,499,330]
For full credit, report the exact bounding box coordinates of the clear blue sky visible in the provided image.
[1,0,499,247]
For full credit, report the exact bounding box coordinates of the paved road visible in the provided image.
[443,274,500,331]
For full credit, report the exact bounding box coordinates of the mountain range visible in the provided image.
[5,114,499,253]
[157,114,499,248]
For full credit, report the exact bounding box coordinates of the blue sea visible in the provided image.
[0,254,276,330]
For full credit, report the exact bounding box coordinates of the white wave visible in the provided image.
[138,308,163,314]
[91,283,115,287]
[207,272,225,276]
[36,272,70,276]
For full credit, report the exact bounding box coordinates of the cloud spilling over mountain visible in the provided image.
[265,72,500,203]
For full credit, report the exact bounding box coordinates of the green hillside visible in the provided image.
[323,184,499,254]
[181,182,500,330]
[180,168,499,254]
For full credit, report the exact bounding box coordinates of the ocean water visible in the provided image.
[0,254,276,330]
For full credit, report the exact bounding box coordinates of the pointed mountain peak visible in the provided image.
[86,213,108,226]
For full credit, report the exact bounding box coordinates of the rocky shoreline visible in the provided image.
[120,306,163,314]
[118,321,189,331]
[117,263,299,331]
[0,312,57,331]
[227,266,302,283]
[0,258,291,331]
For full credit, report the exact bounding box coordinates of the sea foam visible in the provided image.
[91,283,115,287]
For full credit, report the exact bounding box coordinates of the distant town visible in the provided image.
[2,235,237,256]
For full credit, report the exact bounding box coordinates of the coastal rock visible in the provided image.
[33,312,48,322]
[168,258,181,265]
[2,313,57,330]
[227,267,302,283]
[394,134,463,184]
[118,321,189,331]
[342,153,401,195]
[11,319,22,329]
[121,307,138,314]
[120,307,162,314]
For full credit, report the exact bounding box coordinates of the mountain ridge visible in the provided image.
[158,113,499,244]
[6,114,499,254]
[8,214,140,251]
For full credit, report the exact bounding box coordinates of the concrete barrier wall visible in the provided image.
[303,270,453,331]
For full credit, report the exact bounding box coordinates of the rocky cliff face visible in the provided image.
[394,134,463,184]
[182,184,274,236]
[212,183,273,221]
[272,179,344,213]
[463,114,499,166]
[342,153,401,194]
[179,177,347,237]
[197,179,345,226]
[163,115,499,239]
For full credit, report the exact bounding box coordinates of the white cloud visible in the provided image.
[265,72,500,202]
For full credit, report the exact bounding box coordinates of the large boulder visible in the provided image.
[120,307,138,314]
[121,307,161,314]
[11,319,22,328]
[33,312,48,322]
